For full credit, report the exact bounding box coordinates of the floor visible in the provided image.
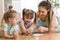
[0,33,60,40]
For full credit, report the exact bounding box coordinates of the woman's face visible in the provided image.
[38,6,48,18]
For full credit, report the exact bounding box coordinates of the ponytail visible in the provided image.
[8,5,13,11]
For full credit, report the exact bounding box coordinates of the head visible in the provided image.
[22,9,35,24]
[38,1,51,19]
[3,10,19,25]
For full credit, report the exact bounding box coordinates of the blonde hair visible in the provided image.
[1,10,18,29]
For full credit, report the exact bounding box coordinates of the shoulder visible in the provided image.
[13,24,19,27]
[51,13,56,20]
[3,22,8,27]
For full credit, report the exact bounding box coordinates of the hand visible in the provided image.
[13,30,19,39]
[48,28,54,32]
[27,27,34,34]
[22,29,28,34]
[38,26,48,33]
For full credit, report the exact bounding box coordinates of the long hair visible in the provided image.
[38,1,53,28]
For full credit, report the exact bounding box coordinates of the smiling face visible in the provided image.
[23,9,35,24]
[38,1,51,21]
[24,16,33,24]
[38,6,48,21]
[24,13,34,24]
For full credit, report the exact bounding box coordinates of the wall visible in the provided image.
[0,0,4,25]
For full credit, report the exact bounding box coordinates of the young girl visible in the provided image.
[20,9,36,34]
[37,1,59,32]
[2,9,20,39]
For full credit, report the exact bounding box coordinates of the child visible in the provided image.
[2,9,20,39]
[19,9,36,34]
[36,1,59,32]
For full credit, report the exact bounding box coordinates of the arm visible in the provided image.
[49,13,56,31]
[19,21,27,34]
[27,21,36,34]
[4,31,13,39]
[3,23,13,39]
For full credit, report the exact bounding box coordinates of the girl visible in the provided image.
[37,1,59,32]
[20,9,36,34]
[2,9,20,39]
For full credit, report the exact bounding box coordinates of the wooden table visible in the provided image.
[0,33,60,40]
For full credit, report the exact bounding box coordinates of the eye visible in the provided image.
[42,11,44,13]
[39,10,41,13]
[25,16,28,19]
[29,16,33,19]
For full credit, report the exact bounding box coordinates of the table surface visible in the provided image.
[0,33,60,40]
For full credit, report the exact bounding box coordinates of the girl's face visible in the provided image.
[38,6,48,18]
[9,13,19,25]
[24,15,33,24]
